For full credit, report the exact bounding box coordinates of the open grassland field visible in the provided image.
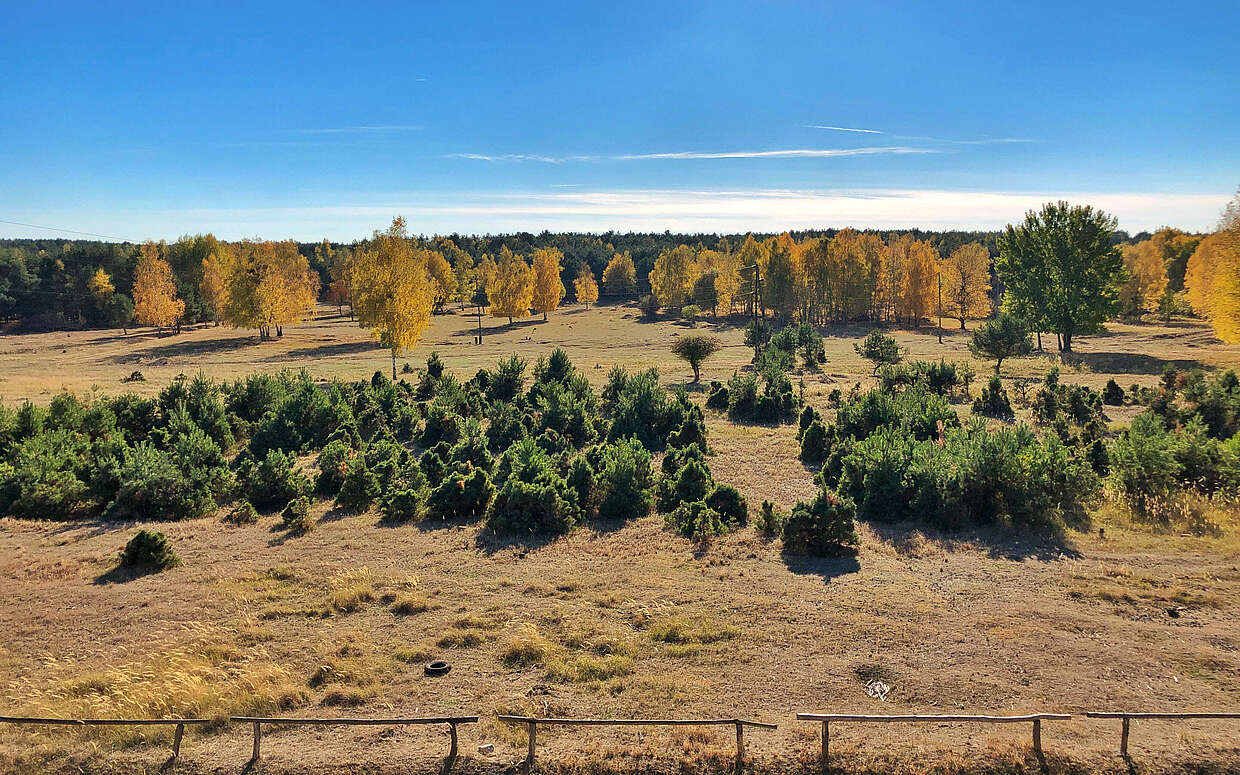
[1,303,1239,775]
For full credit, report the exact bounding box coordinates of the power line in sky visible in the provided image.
[0,219,136,243]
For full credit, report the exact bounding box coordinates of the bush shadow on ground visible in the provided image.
[1060,351,1206,376]
[270,341,383,360]
[111,336,258,363]
[865,520,1085,563]
[472,526,562,556]
[781,548,862,584]
[93,563,164,585]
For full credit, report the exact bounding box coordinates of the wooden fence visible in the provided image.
[0,716,210,761]
[496,715,778,774]
[230,715,478,774]
[5,710,1238,770]
[795,713,1072,773]
[1084,711,1240,758]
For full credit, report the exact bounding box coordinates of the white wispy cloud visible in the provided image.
[122,188,1229,239]
[448,146,935,163]
[893,135,1036,145]
[806,124,884,134]
[295,125,424,135]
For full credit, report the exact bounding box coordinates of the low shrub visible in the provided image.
[755,499,787,538]
[973,376,1014,419]
[381,486,427,523]
[1103,378,1125,406]
[281,496,313,535]
[120,529,180,570]
[799,420,829,464]
[224,501,259,525]
[781,490,858,556]
[426,467,494,521]
[336,459,381,512]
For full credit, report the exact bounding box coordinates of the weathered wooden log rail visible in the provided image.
[5,710,1238,769]
[0,716,211,760]
[1084,711,1240,759]
[230,715,479,775]
[795,713,1073,773]
[496,715,778,774]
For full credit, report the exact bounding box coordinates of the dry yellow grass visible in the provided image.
[1,306,1239,773]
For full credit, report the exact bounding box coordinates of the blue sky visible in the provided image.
[1,0,1237,239]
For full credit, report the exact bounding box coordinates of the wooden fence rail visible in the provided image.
[496,715,778,775]
[1084,712,1240,759]
[795,713,1072,774]
[229,715,479,775]
[0,716,211,761]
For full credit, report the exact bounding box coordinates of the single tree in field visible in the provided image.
[996,201,1124,352]
[223,239,318,339]
[943,243,992,328]
[969,313,1033,374]
[1119,240,1168,318]
[602,251,637,296]
[531,247,566,321]
[573,264,599,309]
[352,217,435,379]
[489,247,534,324]
[132,242,185,332]
[649,245,695,311]
[672,334,721,382]
[853,330,901,374]
[199,251,229,325]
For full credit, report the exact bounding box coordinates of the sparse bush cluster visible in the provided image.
[656,443,748,540]
[0,349,741,549]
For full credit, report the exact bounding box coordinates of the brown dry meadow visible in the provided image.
[1,302,1239,774]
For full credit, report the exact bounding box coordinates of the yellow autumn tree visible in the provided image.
[530,247,566,320]
[649,244,696,310]
[351,217,436,378]
[1185,192,1240,343]
[223,239,318,339]
[475,253,498,304]
[763,234,800,320]
[132,242,185,331]
[942,243,992,328]
[602,252,637,296]
[1119,239,1169,317]
[426,249,455,312]
[87,267,115,299]
[489,247,534,324]
[199,249,230,325]
[573,264,599,309]
[898,239,941,326]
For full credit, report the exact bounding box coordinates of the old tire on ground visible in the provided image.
[424,660,451,676]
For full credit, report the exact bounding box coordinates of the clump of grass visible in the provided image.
[327,567,377,613]
[501,623,553,667]
[545,653,634,683]
[258,604,330,620]
[648,616,739,645]
[452,613,500,630]
[391,593,431,615]
[18,629,309,736]
[436,630,485,649]
[393,644,436,664]
[320,687,370,707]
[555,578,582,593]
[308,657,373,688]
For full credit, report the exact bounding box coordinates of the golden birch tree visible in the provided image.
[351,217,435,378]
[942,242,992,328]
[132,242,185,331]
[530,247,566,320]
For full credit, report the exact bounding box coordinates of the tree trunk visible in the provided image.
[959,318,966,330]
[1036,331,1043,351]
[391,351,397,381]
[1061,331,1073,352]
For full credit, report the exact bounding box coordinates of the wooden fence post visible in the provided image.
[734,721,744,775]
[1120,717,1130,759]
[171,723,184,760]
[820,720,829,775]
[1032,718,1044,765]
[251,721,262,762]
[442,721,459,775]
[524,720,537,775]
